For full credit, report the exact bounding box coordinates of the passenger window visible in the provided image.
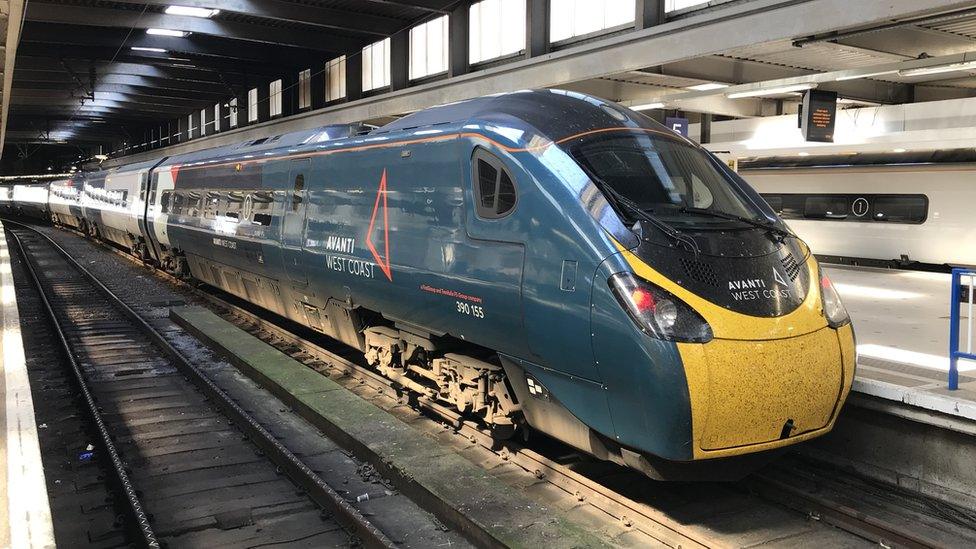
[253,191,273,210]
[872,195,927,223]
[760,193,927,224]
[172,193,184,214]
[764,195,783,213]
[292,174,305,211]
[160,191,171,213]
[472,150,518,219]
[804,196,847,219]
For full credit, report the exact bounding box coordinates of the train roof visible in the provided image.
[106,90,673,172]
[156,123,369,169]
[373,89,667,144]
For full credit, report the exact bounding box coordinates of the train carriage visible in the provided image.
[743,155,976,267]
[49,174,86,230]
[7,90,856,480]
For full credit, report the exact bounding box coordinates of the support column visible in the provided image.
[214,102,230,133]
[174,117,184,144]
[188,110,200,140]
[257,83,270,122]
[311,69,326,110]
[636,0,666,30]
[700,113,712,144]
[345,53,362,102]
[234,91,249,128]
[391,30,410,90]
[449,1,469,77]
[526,0,549,58]
[279,73,298,118]
[200,106,212,137]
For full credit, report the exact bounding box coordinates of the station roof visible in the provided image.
[3,0,453,163]
[3,0,976,173]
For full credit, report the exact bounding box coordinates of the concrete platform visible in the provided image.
[171,305,607,549]
[0,221,55,548]
[825,264,976,424]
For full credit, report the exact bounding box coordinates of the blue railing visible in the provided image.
[949,268,976,390]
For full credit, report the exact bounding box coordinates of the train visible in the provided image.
[0,90,856,480]
[742,150,976,267]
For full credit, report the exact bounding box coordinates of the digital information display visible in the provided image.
[801,90,838,143]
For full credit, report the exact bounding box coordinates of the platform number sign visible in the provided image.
[666,117,690,138]
[851,197,869,217]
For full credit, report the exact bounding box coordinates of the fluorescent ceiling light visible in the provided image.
[147,28,188,37]
[686,82,729,91]
[165,5,219,17]
[94,154,109,161]
[631,102,665,111]
[797,152,810,156]
[131,46,167,53]
[835,70,898,82]
[898,60,976,77]
[892,148,907,153]
[726,83,817,99]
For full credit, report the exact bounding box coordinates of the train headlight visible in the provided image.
[819,270,851,328]
[609,273,713,343]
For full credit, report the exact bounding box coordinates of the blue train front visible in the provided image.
[53,89,857,480]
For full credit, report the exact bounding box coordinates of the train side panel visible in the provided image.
[745,166,976,265]
[50,176,84,229]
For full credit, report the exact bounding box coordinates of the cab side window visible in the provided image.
[472,149,517,219]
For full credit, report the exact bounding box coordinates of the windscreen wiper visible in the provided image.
[596,182,700,254]
[679,206,793,240]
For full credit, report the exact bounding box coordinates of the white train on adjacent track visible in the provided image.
[741,151,976,268]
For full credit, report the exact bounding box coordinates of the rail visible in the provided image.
[2,218,397,549]
[949,267,976,390]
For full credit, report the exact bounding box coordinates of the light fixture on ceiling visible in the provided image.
[94,154,109,161]
[147,28,188,37]
[797,152,810,157]
[898,60,976,77]
[165,5,220,18]
[726,83,817,99]
[835,70,898,82]
[892,148,907,153]
[686,82,729,91]
[631,102,665,111]
[131,46,168,53]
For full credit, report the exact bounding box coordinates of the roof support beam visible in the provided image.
[20,23,332,67]
[25,3,370,52]
[93,0,404,35]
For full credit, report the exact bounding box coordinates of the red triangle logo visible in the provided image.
[170,164,181,184]
[366,170,392,281]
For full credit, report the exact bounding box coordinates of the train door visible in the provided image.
[280,158,310,284]
[136,171,152,256]
[461,148,528,355]
[144,167,174,265]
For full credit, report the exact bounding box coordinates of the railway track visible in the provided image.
[4,220,398,548]
[14,218,976,548]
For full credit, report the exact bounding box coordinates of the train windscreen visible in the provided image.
[565,132,764,227]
